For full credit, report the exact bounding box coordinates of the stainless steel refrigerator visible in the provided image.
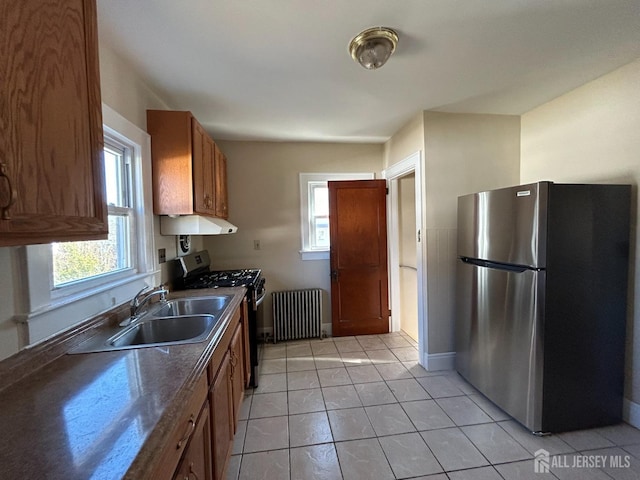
[455,181,631,433]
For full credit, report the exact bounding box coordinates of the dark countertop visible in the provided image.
[0,287,245,480]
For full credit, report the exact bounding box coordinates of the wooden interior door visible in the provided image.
[329,180,389,336]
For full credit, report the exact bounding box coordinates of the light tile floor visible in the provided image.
[226,332,640,480]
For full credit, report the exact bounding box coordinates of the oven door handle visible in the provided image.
[254,290,266,310]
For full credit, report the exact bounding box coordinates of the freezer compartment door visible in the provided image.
[455,259,545,431]
[457,182,548,268]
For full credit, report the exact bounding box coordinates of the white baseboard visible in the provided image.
[425,351,456,371]
[623,398,640,428]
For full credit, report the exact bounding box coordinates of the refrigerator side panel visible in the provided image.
[455,260,545,431]
[542,184,630,431]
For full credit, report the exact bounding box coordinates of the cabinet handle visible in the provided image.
[189,463,200,480]
[203,194,213,209]
[229,351,237,377]
[0,161,17,220]
[176,415,196,450]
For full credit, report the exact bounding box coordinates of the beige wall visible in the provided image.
[99,45,171,132]
[383,112,424,169]
[423,112,522,229]
[203,141,383,334]
[520,58,640,403]
[423,112,521,354]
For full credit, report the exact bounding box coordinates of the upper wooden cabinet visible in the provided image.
[0,0,107,247]
[147,110,229,219]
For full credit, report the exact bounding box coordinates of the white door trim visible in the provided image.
[382,151,427,366]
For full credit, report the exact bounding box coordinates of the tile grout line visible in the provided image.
[246,336,640,479]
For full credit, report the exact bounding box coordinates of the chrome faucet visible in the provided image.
[120,285,169,326]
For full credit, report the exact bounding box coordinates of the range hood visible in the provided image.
[160,215,238,235]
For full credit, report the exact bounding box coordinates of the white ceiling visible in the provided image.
[97,0,640,143]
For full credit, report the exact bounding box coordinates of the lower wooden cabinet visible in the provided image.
[173,401,212,480]
[160,304,248,480]
[210,351,234,480]
[152,374,209,480]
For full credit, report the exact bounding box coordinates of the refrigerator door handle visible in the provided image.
[459,256,538,273]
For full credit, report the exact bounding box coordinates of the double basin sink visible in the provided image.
[71,295,233,354]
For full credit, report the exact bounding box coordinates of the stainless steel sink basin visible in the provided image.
[69,295,234,354]
[150,295,232,317]
[109,315,219,348]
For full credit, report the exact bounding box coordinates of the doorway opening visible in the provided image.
[398,173,418,341]
[383,151,427,365]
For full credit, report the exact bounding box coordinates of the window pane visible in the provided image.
[309,183,330,249]
[312,185,329,216]
[52,215,132,286]
[104,144,130,207]
[312,216,330,248]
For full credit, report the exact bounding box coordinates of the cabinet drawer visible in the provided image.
[152,373,208,480]
[172,400,212,480]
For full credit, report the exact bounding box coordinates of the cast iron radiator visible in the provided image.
[272,289,322,342]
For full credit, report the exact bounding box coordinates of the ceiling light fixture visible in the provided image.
[349,27,399,70]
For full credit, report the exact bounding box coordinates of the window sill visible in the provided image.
[300,250,329,261]
[16,270,160,346]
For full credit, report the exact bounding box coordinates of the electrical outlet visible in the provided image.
[254,240,261,250]
[158,248,166,263]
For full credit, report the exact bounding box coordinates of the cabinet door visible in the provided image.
[210,352,233,480]
[192,119,216,216]
[173,401,213,480]
[152,374,208,480]
[0,0,107,246]
[214,145,228,219]
[147,110,195,215]
[230,323,245,429]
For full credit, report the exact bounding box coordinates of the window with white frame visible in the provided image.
[52,139,136,287]
[299,172,374,260]
[19,104,157,345]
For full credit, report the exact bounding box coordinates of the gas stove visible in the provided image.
[173,250,264,387]
[184,268,262,290]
